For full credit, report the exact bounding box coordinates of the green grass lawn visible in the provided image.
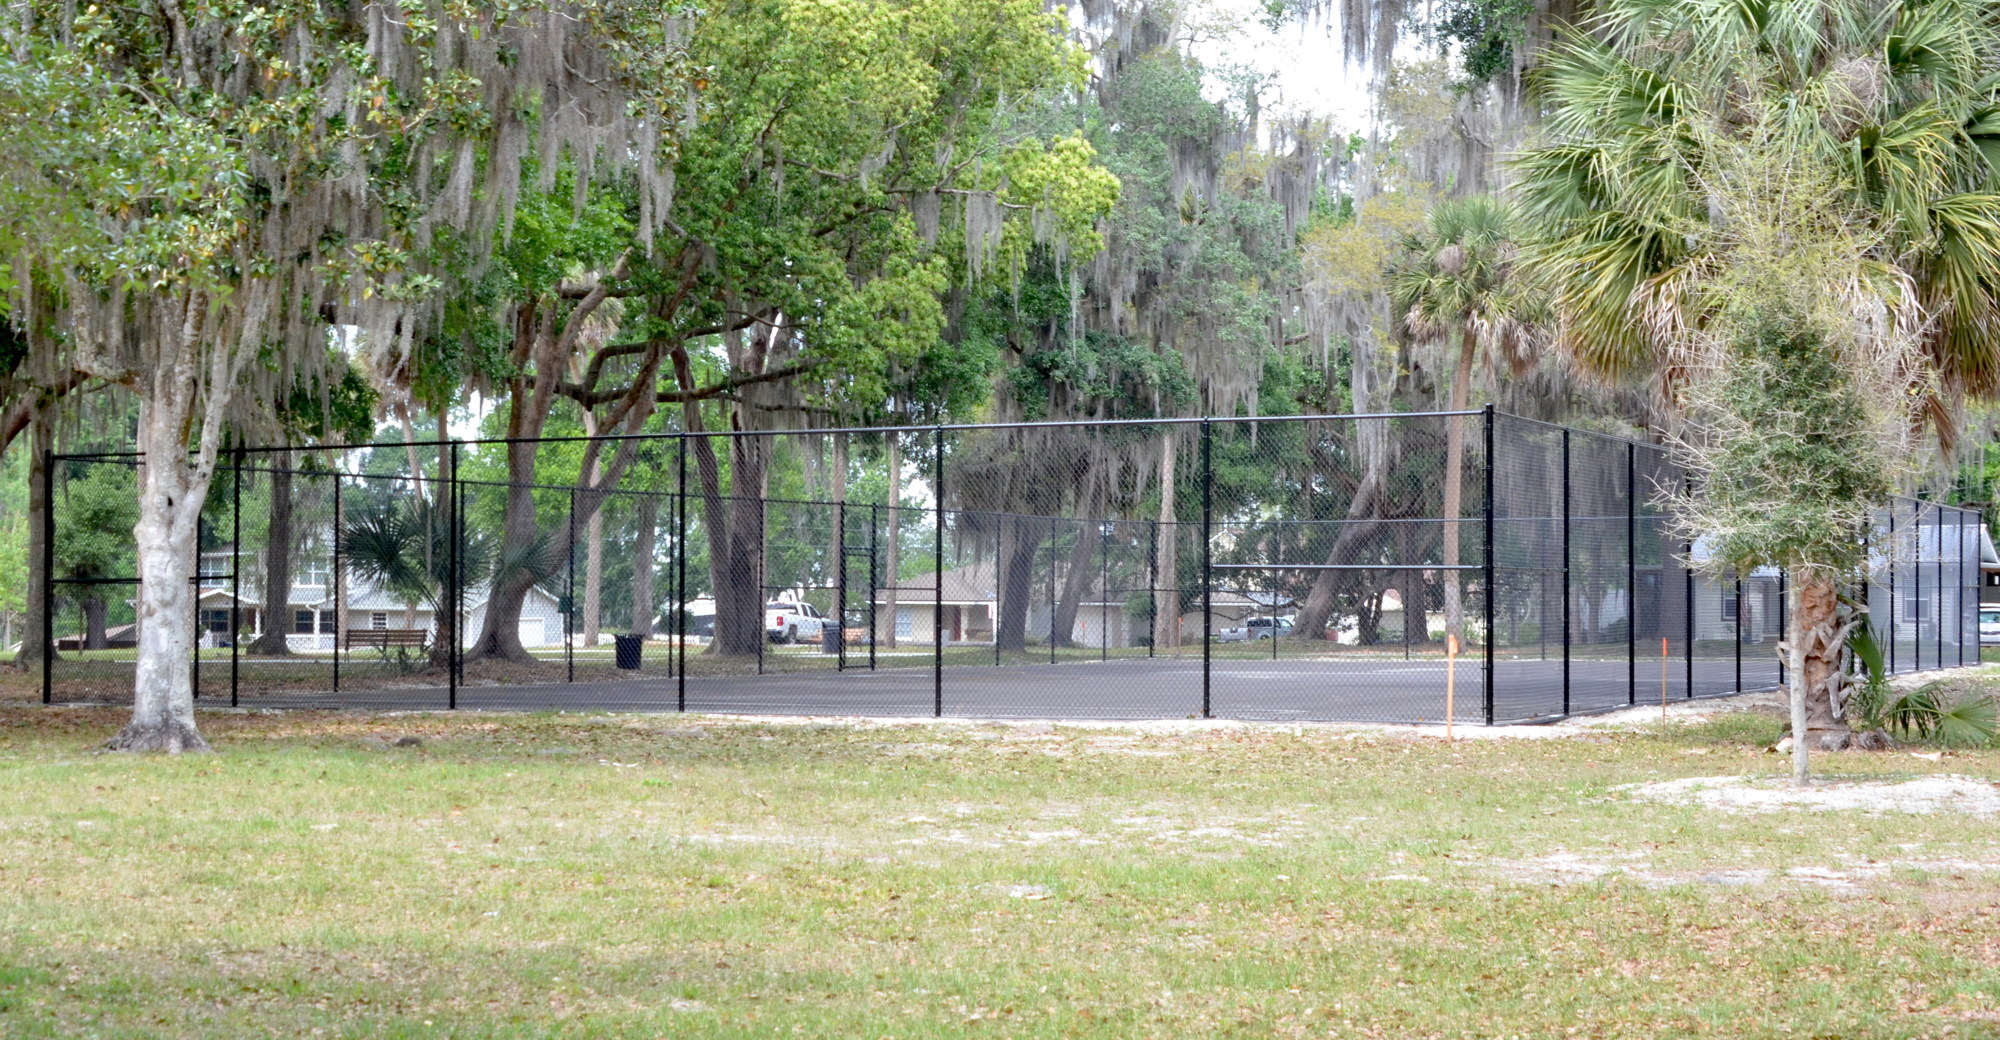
[1,700,1997,1038]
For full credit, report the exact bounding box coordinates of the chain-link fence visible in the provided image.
[41,410,1986,723]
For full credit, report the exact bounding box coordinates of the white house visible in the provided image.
[196,545,566,650]
[873,559,1137,648]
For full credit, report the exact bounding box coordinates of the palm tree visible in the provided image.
[1514,0,2000,763]
[338,497,495,670]
[1517,0,2000,400]
[1388,195,1542,643]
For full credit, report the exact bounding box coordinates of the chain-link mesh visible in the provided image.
[42,412,1987,720]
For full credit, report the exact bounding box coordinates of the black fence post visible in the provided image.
[1200,418,1212,720]
[1482,405,1495,726]
[868,500,878,672]
[933,427,944,717]
[836,495,847,672]
[1560,427,1570,717]
[41,447,54,706]
[1734,576,1743,693]
[230,448,241,708]
[1626,441,1636,707]
[676,433,687,711]
[1888,505,1897,674]
[448,441,460,710]
[566,488,577,685]
[1684,536,1694,700]
[332,466,342,695]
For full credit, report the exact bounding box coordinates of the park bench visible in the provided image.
[343,629,429,652]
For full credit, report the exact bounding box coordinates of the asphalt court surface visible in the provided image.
[153,655,1773,724]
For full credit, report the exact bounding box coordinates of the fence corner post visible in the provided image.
[1200,417,1213,720]
[933,426,944,718]
[448,440,460,711]
[40,444,54,706]
[1482,404,1495,726]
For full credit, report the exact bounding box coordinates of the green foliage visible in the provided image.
[1389,195,1542,360]
[54,463,138,583]
[338,496,498,623]
[1432,0,1534,85]
[1696,309,1891,577]
[1851,680,1999,746]
[1515,0,2000,405]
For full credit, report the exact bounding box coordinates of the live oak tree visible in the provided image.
[0,0,689,750]
[456,0,1119,662]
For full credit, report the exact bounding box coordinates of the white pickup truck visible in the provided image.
[765,600,828,644]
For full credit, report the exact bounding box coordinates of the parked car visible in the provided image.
[1217,617,1294,642]
[765,600,828,644]
[1980,607,2000,646]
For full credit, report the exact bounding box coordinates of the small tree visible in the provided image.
[1678,306,1898,783]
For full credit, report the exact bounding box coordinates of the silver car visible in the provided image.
[1981,607,2000,646]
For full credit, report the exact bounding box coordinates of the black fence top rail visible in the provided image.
[51,409,1492,462]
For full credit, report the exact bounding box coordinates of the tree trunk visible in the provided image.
[629,493,657,636]
[14,407,55,672]
[1051,515,1103,649]
[1787,575,1810,785]
[1793,573,1849,740]
[881,433,902,649]
[249,454,295,655]
[467,438,543,663]
[1357,589,1382,644]
[83,596,109,650]
[709,432,769,655]
[1153,430,1178,650]
[1291,469,1387,639]
[829,433,846,638]
[110,387,215,753]
[583,506,604,646]
[1399,524,1427,643]
[1441,331,1476,643]
[994,515,1040,653]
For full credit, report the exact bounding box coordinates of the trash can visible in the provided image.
[614,633,644,670]
[821,625,841,654]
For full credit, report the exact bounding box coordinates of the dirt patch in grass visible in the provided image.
[1622,774,2000,815]
[1483,849,2000,892]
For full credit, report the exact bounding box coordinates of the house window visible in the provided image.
[370,612,388,630]
[294,610,316,634]
[895,607,914,639]
[320,611,336,633]
[296,562,330,588]
[1720,589,1740,623]
[1906,593,1931,623]
[199,609,231,633]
